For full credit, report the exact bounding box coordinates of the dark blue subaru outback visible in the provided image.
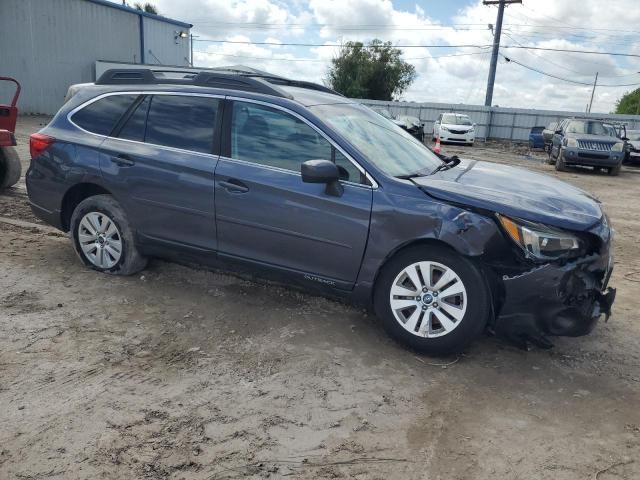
[26,68,615,354]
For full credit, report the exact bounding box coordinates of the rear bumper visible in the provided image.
[29,201,63,230]
[493,252,615,347]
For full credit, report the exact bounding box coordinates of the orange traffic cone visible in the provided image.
[434,135,441,155]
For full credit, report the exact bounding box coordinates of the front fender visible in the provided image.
[352,187,507,306]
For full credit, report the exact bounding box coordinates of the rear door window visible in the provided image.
[145,95,219,154]
[72,94,138,135]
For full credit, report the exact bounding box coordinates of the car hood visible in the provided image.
[442,123,473,131]
[565,133,618,143]
[412,160,603,231]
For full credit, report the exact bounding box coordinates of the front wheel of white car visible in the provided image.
[374,245,490,355]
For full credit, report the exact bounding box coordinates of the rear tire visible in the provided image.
[374,245,490,355]
[70,194,147,275]
[0,146,21,190]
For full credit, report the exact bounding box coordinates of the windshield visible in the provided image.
[442,114,472,125]
[602,125,617,137]
[566,120,608,135]
[310,103,442,177]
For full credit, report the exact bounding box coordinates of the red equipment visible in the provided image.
[0,77,20,136]
[0,76,22,190]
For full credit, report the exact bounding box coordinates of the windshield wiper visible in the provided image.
[428,155,461,175]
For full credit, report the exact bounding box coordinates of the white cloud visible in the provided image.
[147,0,640,113]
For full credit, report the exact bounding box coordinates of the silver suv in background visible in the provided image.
[549,118,626,175]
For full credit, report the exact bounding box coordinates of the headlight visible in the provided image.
[565,137,578,147]
[611,142,624,152]
[468,127,475,133]
[497,214,583,260]
[440,126,449,132]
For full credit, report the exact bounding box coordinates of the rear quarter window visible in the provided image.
[71,94,138,135]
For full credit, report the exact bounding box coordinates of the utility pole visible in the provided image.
[483,0,522,106]
[190,34,200,67]
[587,72,598,113]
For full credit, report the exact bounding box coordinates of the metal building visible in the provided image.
[0,0,192,114]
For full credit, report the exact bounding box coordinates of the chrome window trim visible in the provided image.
[67,90,378,188]
[217,155,372,190]
[66,91,225,156]
[227,96,378,189]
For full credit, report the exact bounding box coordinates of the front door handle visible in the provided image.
[218,179,249,193]
[110,154,135,167]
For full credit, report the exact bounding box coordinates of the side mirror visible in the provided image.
[473,122,477,127]
[301,159,343,197]
[621,136,629,141]
[555,129,563,134]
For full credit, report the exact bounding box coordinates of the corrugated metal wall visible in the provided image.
[359,99,640,141]
[0,0,189,115]
[142,18,190,66]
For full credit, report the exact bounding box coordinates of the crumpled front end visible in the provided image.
[492,220,615,349]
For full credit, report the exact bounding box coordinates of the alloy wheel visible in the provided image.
[77,212,123,269]
[389,261,467,338]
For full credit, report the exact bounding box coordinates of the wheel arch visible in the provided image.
[366,236,501,321]
[60,182,113,232]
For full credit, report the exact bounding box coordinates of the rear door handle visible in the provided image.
[110,154,135,167]
[218,179,249,193]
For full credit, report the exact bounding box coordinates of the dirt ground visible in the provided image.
[1,116,639,480]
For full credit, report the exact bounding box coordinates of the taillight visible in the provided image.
[30,133,55,159]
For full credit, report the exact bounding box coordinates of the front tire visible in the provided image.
[608,162,622,176]
[555,151,568,171]
[70,194,147,275]
[374,245,490,355]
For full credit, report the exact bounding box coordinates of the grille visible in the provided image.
[578,152,609,159]
[577,140,613,152]
[449,129,469,135]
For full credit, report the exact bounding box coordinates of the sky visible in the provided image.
[134,0,640,113]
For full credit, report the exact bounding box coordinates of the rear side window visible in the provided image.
[145,95,218,153]
[72,94,138,135]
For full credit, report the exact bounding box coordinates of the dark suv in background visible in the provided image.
[26,68,615,354]
[549,118,626,175]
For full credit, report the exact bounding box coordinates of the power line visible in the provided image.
[192,39,495,49]
[193,50,490,63]
[191,20,640,34]
[499,54,640,87]
[192,38,640,58]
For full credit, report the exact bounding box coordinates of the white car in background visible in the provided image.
[432,113,475,146]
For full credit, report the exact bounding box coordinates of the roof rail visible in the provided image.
[95,69,291,98]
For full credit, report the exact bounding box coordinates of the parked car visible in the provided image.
[375,109,425,142]
[528,126,545,150]
[26,68,615,354]
[548,118,626,175]
[395,115,425,142]
[432,113,475,145]
[542,122,558,151]
[625,130,640,163]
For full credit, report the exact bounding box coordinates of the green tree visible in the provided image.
[327,39,417,100]
[134,2,159,14]
[614,88,640,115]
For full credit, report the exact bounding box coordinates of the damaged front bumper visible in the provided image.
[493,252,616,349]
